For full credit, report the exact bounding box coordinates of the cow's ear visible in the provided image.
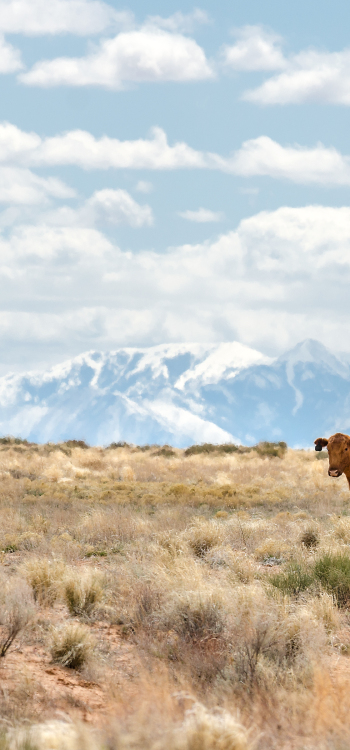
[314,437,328,451]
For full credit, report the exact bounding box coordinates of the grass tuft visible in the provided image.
[184,519,224,558]
[64,569,104,618]
[22,558,65,605]
[179,703,250,750]
[50,622,95,669]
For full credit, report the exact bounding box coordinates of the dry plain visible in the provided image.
[0,439,350,749]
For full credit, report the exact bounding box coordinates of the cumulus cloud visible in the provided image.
[88,189,153,227]
[179,208,224,222]
[222,25,286,71]
[243,48,350,105]
[0,225,112,262]
[0,0,132,36]
[0,166,75,204]
[20,27,213,88]
[1,122,350,186]
[44,189,153,228]
[223,135,350,185]
[0,33,22,72]
[0,123,207,169]
[4,186,153,229]
[2,205,350,366]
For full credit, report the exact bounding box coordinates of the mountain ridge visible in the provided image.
[0,339,349,448]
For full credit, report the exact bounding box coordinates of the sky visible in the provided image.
[0,0,350,374]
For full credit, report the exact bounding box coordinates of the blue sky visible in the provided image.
[0,0,350,373]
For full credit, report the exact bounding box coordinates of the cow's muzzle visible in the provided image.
[328,468,343,478]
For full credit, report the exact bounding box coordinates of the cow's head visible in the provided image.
[314,433,350,478]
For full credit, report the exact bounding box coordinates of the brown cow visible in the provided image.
[314,432,350,487]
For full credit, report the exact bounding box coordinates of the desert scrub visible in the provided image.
[269,562,315,597]
[184,518,225,557]
[22,558,66,605]
[0,577,34,656]
[63,568,104,618]
[50,622,95,669]
[159,591,228,683]
[300,526,320,549]
[255,441,287,459]
[310,592,340,632]
[331,516,350,544]
[183,440,287,459]
[184,443,241,456]
[177,703,250,750]
[131,581,163,629]
[314,552,350,606]
[254,537,291,562]
[227,584,324,689]
[5,706,251,750]
[162,592,225,644]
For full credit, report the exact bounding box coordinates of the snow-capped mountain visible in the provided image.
[0,339,349,448]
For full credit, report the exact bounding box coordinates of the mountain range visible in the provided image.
[0,339,349,448]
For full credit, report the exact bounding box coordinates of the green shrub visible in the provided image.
[64,439,89,449]
[255,441,287,459]
[270,563,314,596]
[107,441,130,449]
[184,443,240,457]
[0,436,30,446]
[183,442,287,458]
[314,553,350,607]
[153,446,176,458]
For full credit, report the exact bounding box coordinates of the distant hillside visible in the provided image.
[0,339,349,447]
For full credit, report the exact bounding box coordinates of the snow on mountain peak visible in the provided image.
[175,342,272,390]
[128,343,211,381]
[0,339,349,448]
[278,339,349,378]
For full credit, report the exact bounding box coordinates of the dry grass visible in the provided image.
[50,621,95,669]
[1,440,350,747]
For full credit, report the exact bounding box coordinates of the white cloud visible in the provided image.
[0,123,207,169]
[0,224,112,261]
[2,205,350,365]
[0,33,22,72]
[222,25,286,71]
[0,0,132,36]
[243,48,350,105]
[87,189,153,227]
[2,122,350,187]
[10,187,153,228]
[0,166,75,204]
[0,122,41,162]
[146,9,210,34]
[135,180,153,194]
[179,208,224,222]
[20,27,213,88]
[224,135,350,185]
